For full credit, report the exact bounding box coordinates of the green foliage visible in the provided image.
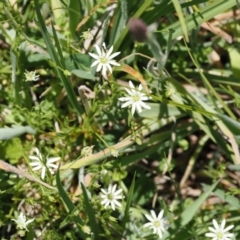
[0,0,240,239]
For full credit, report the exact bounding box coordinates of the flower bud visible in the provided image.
[128,18,148,42]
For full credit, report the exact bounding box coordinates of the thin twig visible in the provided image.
[0,160,57,190]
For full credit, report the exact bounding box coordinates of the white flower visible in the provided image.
[119,81,151,115]
[100,184,123,210]
[24,70,40,81]
[29,148,60,180]
[88,43,120,79]
[11,212,34,231]
[144,210,169,238]
[205,219,234,240]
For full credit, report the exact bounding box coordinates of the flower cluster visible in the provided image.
[142,212,235,239]
[99,183,170,239]
[12,183,235,240]
[89,43,235,239]
[22,41,235,240]
[99,183,235,239]
[88,43,151,116]
[26,147,236,240]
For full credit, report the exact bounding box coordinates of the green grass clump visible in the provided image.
[0,0,240,239]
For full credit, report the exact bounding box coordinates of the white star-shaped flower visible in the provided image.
[100,184,123,210]
[11,212,34,231]
[88,43,120,79]
[119,81,151,115]
[144,210,169,239]
[29,148,60,180]
[24,70,40,81]
[205,219,234,240]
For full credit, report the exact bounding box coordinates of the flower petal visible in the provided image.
[91,60,100,67]
[157,210,164,219]
[138,84,143,91]
[220,219,226,229]
[31,165,42,171]
[29,162,42,167]
[29,156,40,161]
[108,51,121,59]
[129,81,135,89]
[145,213,154,222]
[101,65,107,78]
[121,101,132,108]
[95,45,102,56]
[96,63,103,72]
[106,45,113,57]
[108,60,120,66]
[88,52,99,60]
[41,167,46,179]
[47,157,60,163]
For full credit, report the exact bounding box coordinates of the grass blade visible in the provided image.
[34,0,83,115]
[122,173,136,227]
[162,0,236,40]
[180,180,219,226]
[172,0,189,41]
[56,169,86,238]
[81,182,99,238]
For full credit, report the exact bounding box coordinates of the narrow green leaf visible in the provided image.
[81,183,99,237]
[172,0,188,41]
[180,180,219,226]
[162,0,236,41]
[50,0,65,20]
[56,170,86,238]
[122,173,136,226]
[34,0,83,115]
[102,15,110,45]
[68,0,82,40]
[50,22,66,67]
[0,126,36,140]
[120,0,128,28]
[26,226,34,240]
[110,0,128,44]
[216,113,240,141]
[229,47,240,78]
